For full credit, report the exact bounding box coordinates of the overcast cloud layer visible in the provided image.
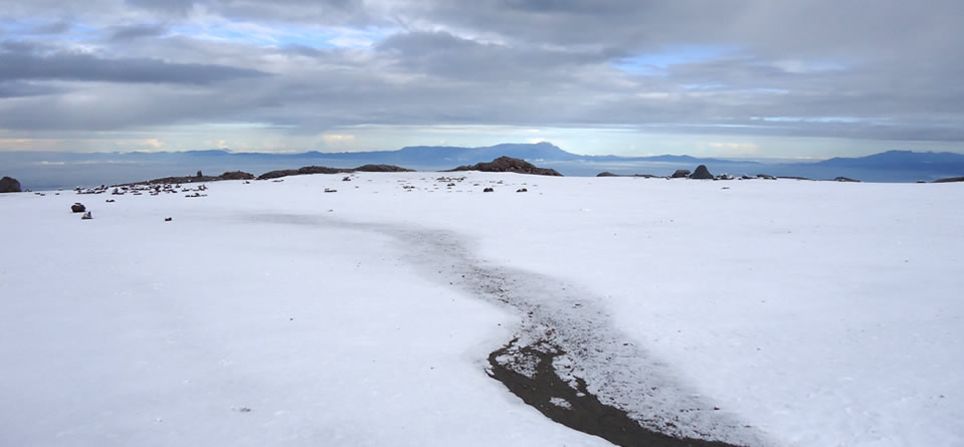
[1,0,963,156]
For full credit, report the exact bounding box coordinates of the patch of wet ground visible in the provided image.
[247,213,768,446]
[489,338,740,447]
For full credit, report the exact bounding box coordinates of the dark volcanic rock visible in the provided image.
[596,172,619,177]
[834,176,861,182]
[933,176,964,183]
[257,164,412,180]
[258,166,347,180]
[219,171,255,180]
[450,156,562,176]
[130,170,255,185]
[353,164,413,173]
[71,203,86,213]
[0,176,21,193]
[689,165,714,179]
[671,169,691,178]
[756,174,777,180]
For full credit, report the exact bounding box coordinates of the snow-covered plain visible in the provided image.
[1,173,962,446]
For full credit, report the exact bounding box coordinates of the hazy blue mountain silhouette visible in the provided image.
[3,143,963,189]
[812,150,964,171]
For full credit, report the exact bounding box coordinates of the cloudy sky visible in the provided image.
[1,0,963,157]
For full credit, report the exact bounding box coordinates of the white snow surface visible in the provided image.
[2,172,963,447]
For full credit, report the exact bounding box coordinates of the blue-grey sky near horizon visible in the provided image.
[1,0,963,158]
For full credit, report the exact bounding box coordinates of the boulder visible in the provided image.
[0,176,21,193]
[671,169,691,179]
[71,203,86,213]
[689,165,714,179]
[483,187,495,192]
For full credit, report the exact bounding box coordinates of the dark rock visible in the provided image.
[258,166,347,180]
[450,156,562,176]
[0,176,22,193]
[740,175,755,180]
[106,199,115,203]
[716,174,734,180]
[71,203,86,213]
[933,176,964,183]
[516,188,528,193]
[164,217,173,222]
[756,174,777,180]
[483,187,495,192]
[689,165,714,180]
[671,169,691,179]
[324,188,337,193]
[218,171,255,180]
[353,164,413,173]
[196,170,203,178]
[596,172,619,177]
[257,164,412,180]
[834,176,861,182]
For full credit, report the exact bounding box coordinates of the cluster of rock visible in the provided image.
[596,172,659,178]
[77,182,208,197]
[257,164,413,180]
[450,156,562,176]
[602,165,782,181]
[0,176,21,193]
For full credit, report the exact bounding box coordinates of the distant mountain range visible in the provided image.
[2,143,964,189]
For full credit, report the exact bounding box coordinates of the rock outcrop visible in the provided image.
[450,156,562,176]
[689,165,714,180]
[257,164,412,180]
[0,176,21,193]
[933,176,964,183]
[353,164,414,173]
[671,169,691,178]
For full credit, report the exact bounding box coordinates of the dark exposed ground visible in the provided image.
[248,213,766,446]
[488,339,742,447]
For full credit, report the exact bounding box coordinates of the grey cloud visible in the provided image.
[0,43,269,85]
[1,0,963,145]
[108,23,168,41]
